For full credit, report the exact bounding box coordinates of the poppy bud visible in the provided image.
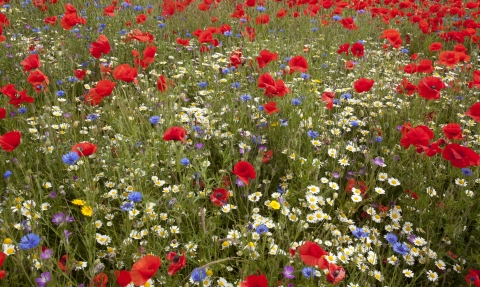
[333,192,338,199]
[73,121,79,128]
[179,93,186,100]
[45,139,51,146]
[284,66,290,74]
[25,176,31,184]
[44,107,51,113]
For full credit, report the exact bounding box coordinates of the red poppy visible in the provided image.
[113,64,137,83]
[345,178,368,194]
[240,274,268,287]
[72,142,97,157]
[1,84,34,108]
[396,78,416,96]
[136,14,147,24]
[288,56,308,74]
[417,59,434,74]
[337,43,350,55]
[21,54,41,72]
[262,150,273,164]
[103,5,116,17]
[403,63,417,74]
[326,263,346,284]
[465,269,480,287]
[115,270,132,287]
[130,255,161,286]
[380,29,402,49]
[276,8,287,18]
[176,38,190,46]
[442,123,463,140]
[166,251,186,276]
[157,75,168,92]
[321,91,335,110]
[468,70,480,89]
[0,252,5,279]
[353,78,374,93]
[57,254,75,273]
[255,14,269,24]
[85,79,116,106]
[27,69,49,92]
[163,126,188,144]
[417,138,444,157]
[0,108,5,119]
[229,50,243,68]
[350,42,364,57]
[256,50,278,68]
[299,241,329,269]
[198,30,218,46]
[74,69,87,80]
[429,42,442,51]
[465,102,480,122]
[89,35,111,59]
[233,161,256,186]
[417,76,446,100]
[400,125,434,150]
[263,102,280,114]
[340,17,358,30]
[442,143,480,168]
[210,188,229,206]
[257,73,289,98]
[89,272,108,287]
[125,29,154,43]
[0,131,21,152]
[438,51,460,68]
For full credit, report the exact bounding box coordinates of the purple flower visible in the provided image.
[282,265,295,279]
[52,213,66,225]
[36,272,51,287]
[49,191,57,198]
[64,230,72,244]
[372,157,386,167]
[41,248,53,260]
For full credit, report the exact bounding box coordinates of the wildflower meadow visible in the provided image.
[1,0,480,286]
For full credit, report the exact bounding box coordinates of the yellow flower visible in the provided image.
[81,206,93,217]
[206,269,213,276]
[72,199,86,206]
[3,238,12,244]
[269,200,280,210]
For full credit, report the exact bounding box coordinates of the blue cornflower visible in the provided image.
[128,192,143,203]
[198,82,208,88]
[3,170,12,179]
[341,93,352,99]
[191,268,207,282]
[223,31,232,36]
[307,130,319,138]
[332,15,342,21]
[280,119,288,126]
[256,6,266,12]
[222,68,230,74]
[461,168,473,176]
[312,27,318,32]
[19,233,41,250]
[385,233,398,244]
[158,23,165,28]
[301,73,310,80]
[18,107,27,114]
[258,106,265,111]
[180,158,190,166]
[392,242,410,255]
[231,82,241,88]
[133,5,143,11]
[255,224,269,234]
[401,48,409,54]
[149,115,160,125]
[302,267,316,278]
[351,120,359,127]
[375,136,383,142]
[291,98,302,106]
[240,94,252,102]
[120,202,134,211]
[62,152,80,165]
[352,227,369,239]
[192,125,203,134]
[86,114,99,121]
